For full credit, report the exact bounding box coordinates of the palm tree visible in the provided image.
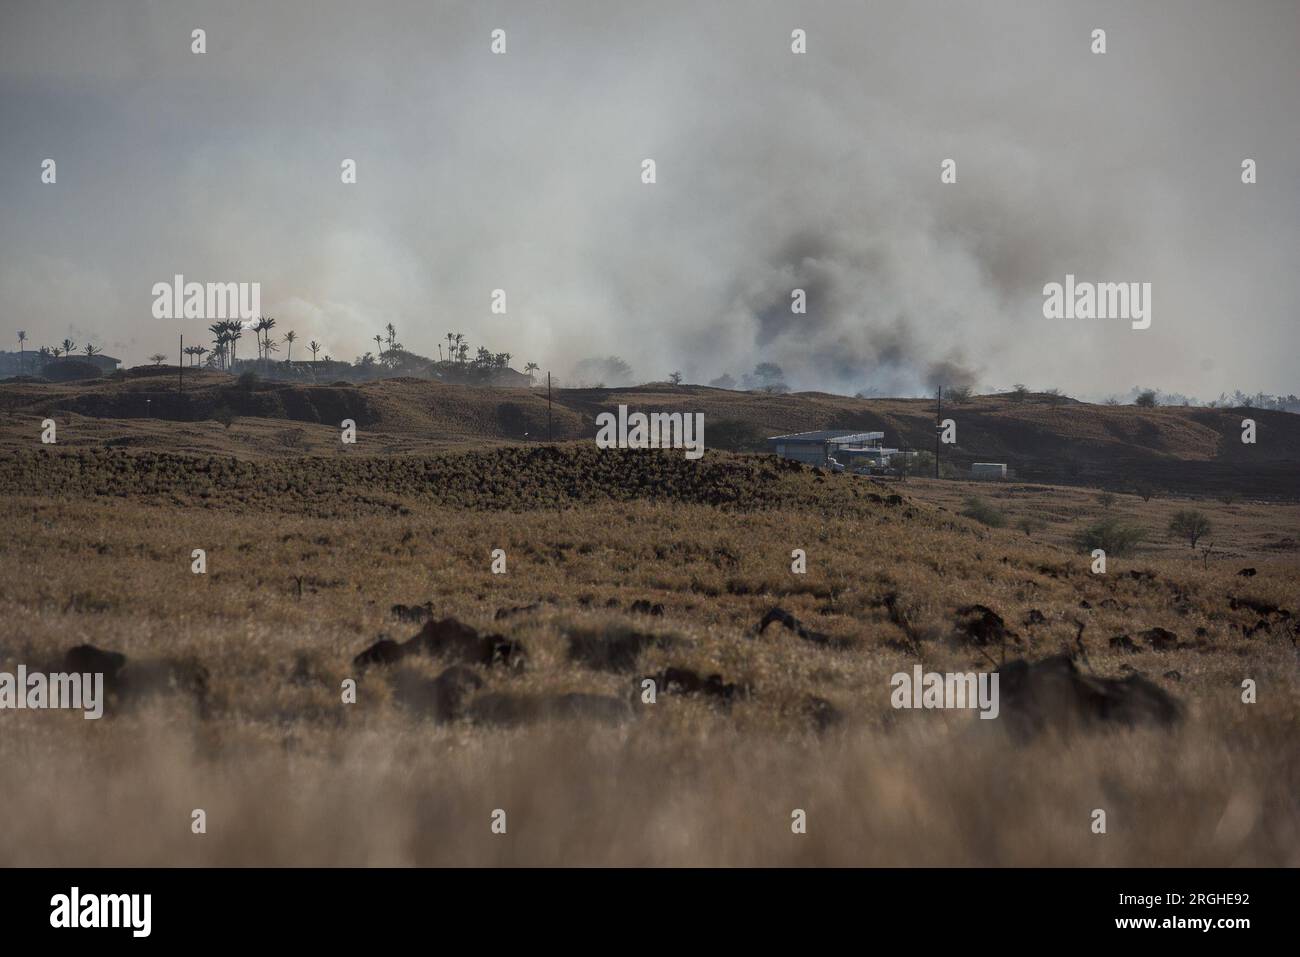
[17,331,27,372]
[453,333,465,363]
[308,340,321,367]
[51,347,63,360]
[283,330,296,364]
[374,334,384,357]
[194,345,208,367]
[446,332,455,364]
[83,343,102,358]
[385,323,396,353]
[61,338,75,360]
[209,323,227,369]
[260,316,275,360]
[224,320,242,368]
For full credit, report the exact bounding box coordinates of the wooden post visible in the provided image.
[934,386,942,478]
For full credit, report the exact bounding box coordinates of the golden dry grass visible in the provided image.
[1,442,1297,865]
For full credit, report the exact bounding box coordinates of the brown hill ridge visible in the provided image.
[1,374,1296,498]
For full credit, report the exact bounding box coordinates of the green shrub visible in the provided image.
[1168,510,1211,548]
[961,496,1006,528]
[1072,517,1146,555]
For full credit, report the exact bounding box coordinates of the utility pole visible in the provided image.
[179,334,184,394]
[547,372,552,442]
[934,386,942,479]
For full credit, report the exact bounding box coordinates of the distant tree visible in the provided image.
[1133,481,1155,502]
[149,353,167,366]
[283,330,296,363]
[61,338,76,359]
[374,334,384,357]
[524,361,540,384]
[1135,390,1158,408]
[83,342,102,358]
[385,323,396,354]
[1169,510,1211,549]
[1043,388,1068,406]
[944,383,973,402]
[668,371,683,386]
[212,405,236,429]
[308,341,321,366]
[1010,383,1029,403]
[252,317,268,358]
[1072,517,1146,556]
[51,347,63,360]
[224,321,242,366]
[17,330,27,371]
[259,316,276,359]
[1097,491,1116,510]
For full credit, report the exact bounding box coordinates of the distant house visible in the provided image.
[84,354,122,373]
[767,429,917,470]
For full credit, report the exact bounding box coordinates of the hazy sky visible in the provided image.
[2,0,1297,398]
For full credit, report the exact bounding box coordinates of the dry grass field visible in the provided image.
[1,381,1297,865]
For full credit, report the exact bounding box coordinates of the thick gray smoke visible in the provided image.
[1,1,1296,397]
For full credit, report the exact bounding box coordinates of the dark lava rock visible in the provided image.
[356,617,528,672]
[1109,634,1139,653]
[954,604,1014,647]
[494,602,541,620]
[998,654,1184,739]
[1137,627,1179,651]
[647,666,746,704]
[568,628,671,672]
[757,606,833,646]
[390,602,434,623]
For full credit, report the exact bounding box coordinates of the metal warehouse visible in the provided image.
[766,430,885,466]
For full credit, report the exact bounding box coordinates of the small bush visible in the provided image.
[1097,491,1116,510]
[1072,517,1146,556]
[212,406,237,430]
[1017,516,1044,537]
[1135,390,1158,408]
[237,370,261,391]
[961,496,1006,528]
[1169,510,1211,548]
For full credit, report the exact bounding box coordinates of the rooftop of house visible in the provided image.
[768,430,885,443]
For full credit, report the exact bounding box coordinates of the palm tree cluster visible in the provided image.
[22,333,107,366]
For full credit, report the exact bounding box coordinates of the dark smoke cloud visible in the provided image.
[1,1,1296,398]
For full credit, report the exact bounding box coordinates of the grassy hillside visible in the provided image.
[1,439,1296,865]
[3,374,1296,497]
